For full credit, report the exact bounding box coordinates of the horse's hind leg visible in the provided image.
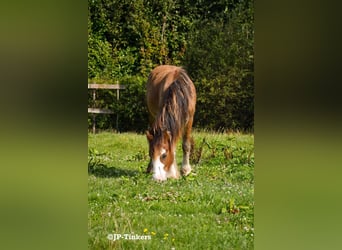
[181,119,194,176]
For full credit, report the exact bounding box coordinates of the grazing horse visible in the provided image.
[146,65,196,181]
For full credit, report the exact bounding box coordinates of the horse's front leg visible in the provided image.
[181,123,193,176]
[166,150,180,179]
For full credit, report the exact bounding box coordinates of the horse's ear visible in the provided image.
[163,130,172,145]
[146,130,153,142]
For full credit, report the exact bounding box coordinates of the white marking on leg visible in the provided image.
[167,151,179,179]
[167,163,180,179]
[181,151,191,176]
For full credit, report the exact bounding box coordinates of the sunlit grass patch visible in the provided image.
[88,131,254,249]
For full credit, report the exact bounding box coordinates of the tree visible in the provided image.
[88,0,254,131]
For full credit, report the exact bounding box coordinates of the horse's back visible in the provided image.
[146,65,183,117]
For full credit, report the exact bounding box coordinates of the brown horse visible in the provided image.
[146,65,196,181]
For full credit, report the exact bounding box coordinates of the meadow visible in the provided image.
[88,131,254,249]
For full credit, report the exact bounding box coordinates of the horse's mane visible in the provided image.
[151,68,194,143]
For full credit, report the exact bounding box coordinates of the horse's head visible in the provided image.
[146,129,178,181]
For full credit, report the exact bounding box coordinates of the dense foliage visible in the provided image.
[88,0,254,131]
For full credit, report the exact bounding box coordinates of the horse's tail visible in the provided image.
[160,68,196,140]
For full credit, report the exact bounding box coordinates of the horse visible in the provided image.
[146,65,196,181]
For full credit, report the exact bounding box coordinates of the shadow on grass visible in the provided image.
[88,164,139,178]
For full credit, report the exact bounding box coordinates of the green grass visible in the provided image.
[88,131,254,249]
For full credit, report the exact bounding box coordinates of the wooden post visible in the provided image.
[116,81,119,131]
[92,89,96,133]
[92,114,96,134]
[88,83,125,133]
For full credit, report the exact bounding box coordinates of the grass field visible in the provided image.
[88,131,254,249]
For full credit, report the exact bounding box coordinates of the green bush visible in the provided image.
[87,76,148,132]
[115,76,149,132]
[184,2,254,131]
[87,35,114,80]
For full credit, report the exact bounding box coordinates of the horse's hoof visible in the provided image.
[181,166,192,176]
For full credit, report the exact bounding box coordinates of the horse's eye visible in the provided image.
[161,153,167,160]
